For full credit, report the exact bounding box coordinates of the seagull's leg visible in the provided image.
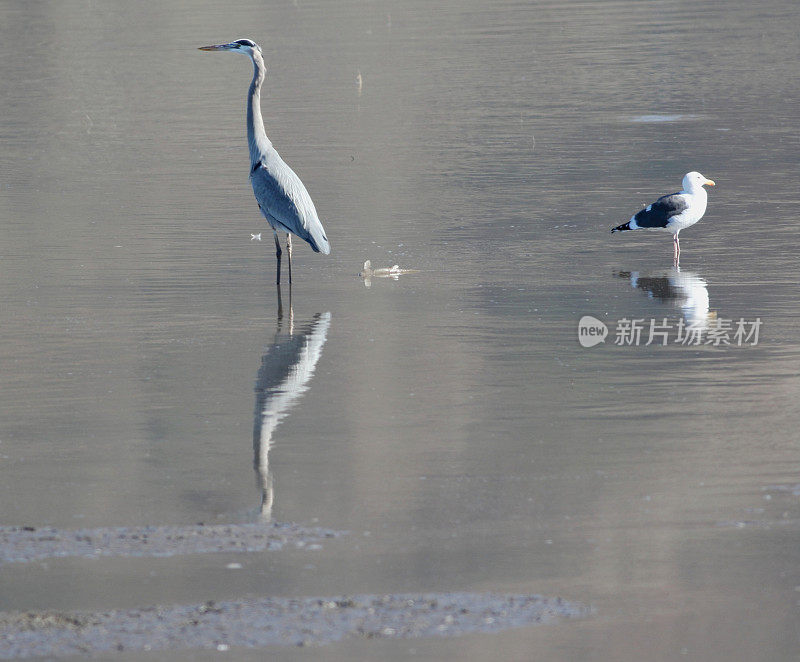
[273,230,282,285]
[673,233,680,262]
[286,233,293,285]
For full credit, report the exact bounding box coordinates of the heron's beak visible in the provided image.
[704,179,716,187]
[198,44,231,51]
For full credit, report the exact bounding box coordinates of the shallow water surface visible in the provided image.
[1,0,800,659]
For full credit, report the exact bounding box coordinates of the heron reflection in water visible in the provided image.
[616,267,714,330]
[253,291,331,520]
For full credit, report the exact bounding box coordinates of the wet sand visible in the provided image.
[0,524,342,565]
[0,524,586,657]
[0,592,586,658]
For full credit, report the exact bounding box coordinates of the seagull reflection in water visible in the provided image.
[616,267,714,330]
[253,288,331,520]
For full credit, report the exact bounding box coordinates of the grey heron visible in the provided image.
[199,39,330,284]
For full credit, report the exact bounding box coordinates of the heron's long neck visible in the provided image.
[247,53,272,166]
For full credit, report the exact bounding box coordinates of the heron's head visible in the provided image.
[199,39,262,58]
[682,171,715,192]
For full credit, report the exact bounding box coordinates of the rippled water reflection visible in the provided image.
[253,302,331,520]
[1,0,800,659]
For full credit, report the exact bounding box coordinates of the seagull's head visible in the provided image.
[199,38,262,59]
[683,171,716,192]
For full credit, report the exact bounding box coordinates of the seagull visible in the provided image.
[612,172,715,261]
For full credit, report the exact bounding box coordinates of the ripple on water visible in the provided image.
[628,114,701,122]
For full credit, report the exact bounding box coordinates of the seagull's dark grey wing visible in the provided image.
[632,192,689,229]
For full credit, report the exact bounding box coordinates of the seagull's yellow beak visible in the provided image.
[704,179,716,187]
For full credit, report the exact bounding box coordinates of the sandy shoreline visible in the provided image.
[0,592,587,658]
[0,523,342,564]
[0,523,587,657]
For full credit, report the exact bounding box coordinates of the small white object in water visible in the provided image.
[226,562,243,569]
[359,260,420,288]
[359,260,417,281]
[251,233,262,241]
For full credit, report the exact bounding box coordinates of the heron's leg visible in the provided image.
[276,282,283,320]
[286,234,293,285]
[273,230,282,285]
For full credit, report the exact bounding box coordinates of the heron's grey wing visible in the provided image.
[250,155,330,254]
[632,193,689,229]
